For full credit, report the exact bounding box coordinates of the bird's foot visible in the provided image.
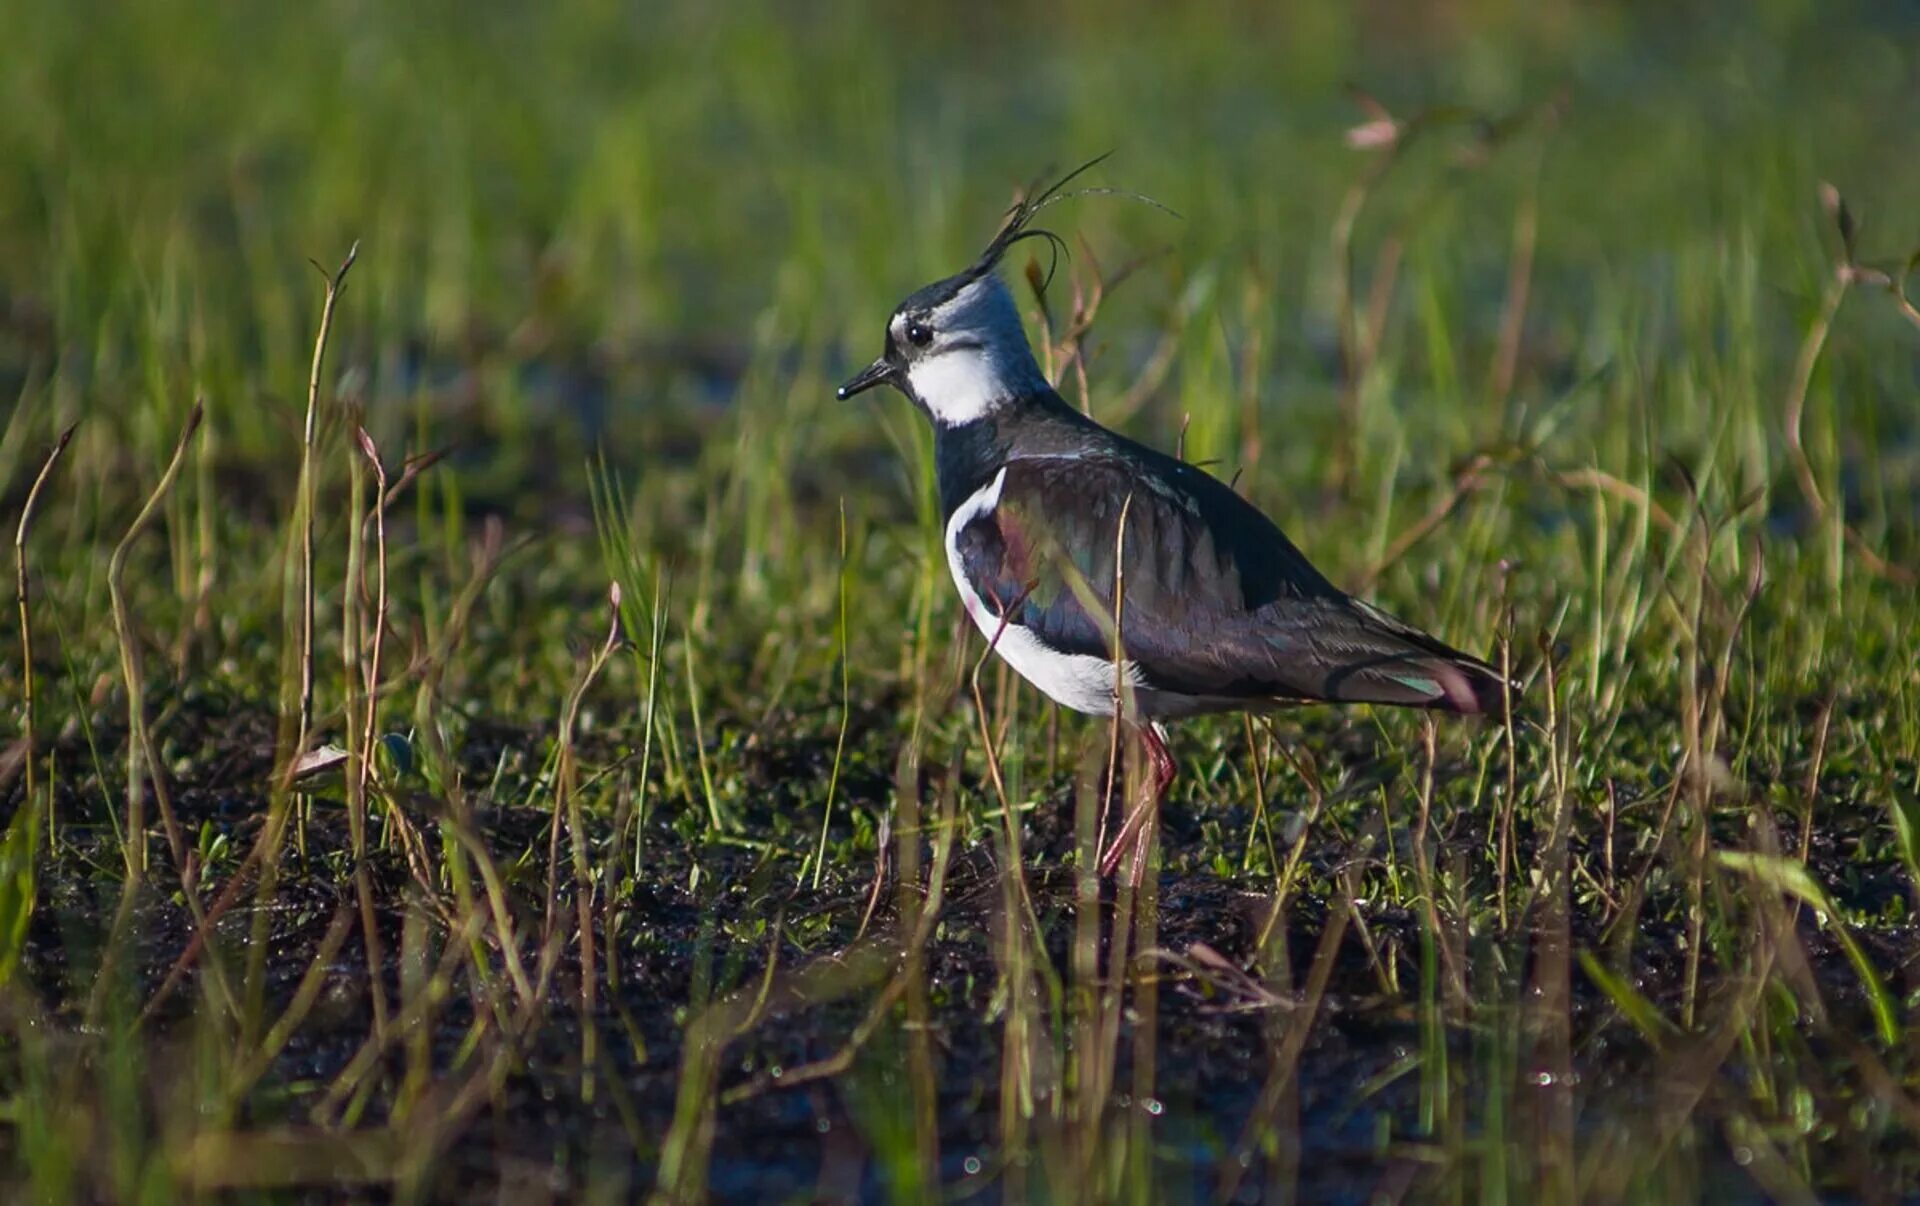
[1098,794,1157,882]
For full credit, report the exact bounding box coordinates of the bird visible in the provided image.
[837,163,1517,879]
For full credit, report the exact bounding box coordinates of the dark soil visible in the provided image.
[5,699,1915,1203]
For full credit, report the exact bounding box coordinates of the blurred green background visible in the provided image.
[5,0,1917,499]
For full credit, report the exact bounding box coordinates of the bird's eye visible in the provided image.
[905,319,933,347]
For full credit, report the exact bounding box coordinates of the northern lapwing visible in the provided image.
[838,164,1517,878]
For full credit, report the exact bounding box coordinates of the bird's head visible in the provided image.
[835,270,1045,427]
[837,159,1107,427]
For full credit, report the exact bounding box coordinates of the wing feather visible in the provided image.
[951,455,1510,715]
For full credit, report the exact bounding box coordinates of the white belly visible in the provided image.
[944,468,1138,717]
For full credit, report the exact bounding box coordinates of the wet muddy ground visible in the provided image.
[9,701,1915,1202]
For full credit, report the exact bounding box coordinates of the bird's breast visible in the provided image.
[942,467,1137,717]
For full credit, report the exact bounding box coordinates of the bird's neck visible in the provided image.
[933,417,1010,518]
[932,387,1088,517]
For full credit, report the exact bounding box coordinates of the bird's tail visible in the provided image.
[1321,601,1519,715]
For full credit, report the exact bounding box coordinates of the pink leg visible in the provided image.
[1099,723,1175,880]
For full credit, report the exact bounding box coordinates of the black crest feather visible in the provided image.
[891,156,1178,316]
[962,153,1115,291]
[961,154,1179,294]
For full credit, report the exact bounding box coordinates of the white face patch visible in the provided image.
[908,348,1007,427]
[943,467,1141,717]
[897,275,1050,428]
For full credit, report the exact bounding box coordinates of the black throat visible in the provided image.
[932,417,1011,518]
[930,387,1092,517]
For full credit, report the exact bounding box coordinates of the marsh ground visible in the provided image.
[2,1,1919,1200]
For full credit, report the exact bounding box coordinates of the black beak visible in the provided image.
[836,357,895,400]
